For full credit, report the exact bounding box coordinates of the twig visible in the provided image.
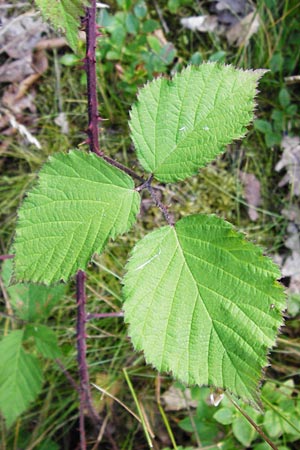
[55,359,79,392]
[0,254,14,260]
[83,2,145,184]
[0,311,23,323]
[92,382,142,424]
[153,0,170,34]
[0,2,28,7]
[76,270,88,450]
[84,0,103,157]
[86,312,124,320]
[226,393,278,450]
[76,271,101,448]
[148,184,174,226]
[103,155,145,182]
[0,276,15,320]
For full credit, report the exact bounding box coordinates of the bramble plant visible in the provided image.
[0,1,286,448]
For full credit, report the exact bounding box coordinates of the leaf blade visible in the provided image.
[0,330,43,427]
[25,324,62,359]
[130,63,266,182]
[2,259,65,321]
[35,0,88,52]
[123,214,285,405]
[14,150,140,284]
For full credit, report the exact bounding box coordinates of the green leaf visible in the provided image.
[232,416,257,446]
[129,63,265,182]
[254,119,272,134]
[263,410,283,438]
[125,12,139,34]
[142,19,159,33]
[123,214,285,405]
[209,51,226,62]
[213,407,234,425]
[14,150,140,284]
[134,1,147,19]
[265,132,281,148]
[253,443,271,450]
[24,324,62,359]
[35,0,89,52]
[0,330,43,427]
[278,87,291,108]
[2,259,65,321]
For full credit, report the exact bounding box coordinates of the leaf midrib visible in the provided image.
[153,73,245,173]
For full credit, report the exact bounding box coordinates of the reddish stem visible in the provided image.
[0,254,14,260]
[76,270,88,449]
[86,311,124,320]
[76,270,100,446]
[85,0,102,157]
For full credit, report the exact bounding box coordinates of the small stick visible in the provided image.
[226,393,278,450]
[86,312,124,320]
[84,0,103,157]
[76,270,88,450]
[0,254,14,260]
[148,185,174,226]
[55,359,79,392]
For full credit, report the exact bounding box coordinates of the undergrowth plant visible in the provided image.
[0,1,287,449]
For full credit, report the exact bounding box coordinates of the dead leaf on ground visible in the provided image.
[226,11,260,46]
[275,136,300,196]
[162,385,198,411]
[182,1,258,47]
[0,14,47,59]
[54,112,69,135]
[180,15,219,33]
[210,0,253,26]
[239,171,261,221]
[276,206,300,303]
[281,222,300,292]
[282,204,300,225]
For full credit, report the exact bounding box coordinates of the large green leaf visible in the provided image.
[0,331,43,427]
[123,214,285,406]
[129,63,265,182]
[35,0,89,52]
[14,150,140,284]
[2,259,65,321]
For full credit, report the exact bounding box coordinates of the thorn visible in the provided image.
[96,32,103,38]
[78,138,90,147]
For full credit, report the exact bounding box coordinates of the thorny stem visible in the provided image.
[84,0,102,157]
[76,271,100,442]
[75,2,101,447]
[76,270,88,450]
[136,175,174,226]
[148,184,174,226]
